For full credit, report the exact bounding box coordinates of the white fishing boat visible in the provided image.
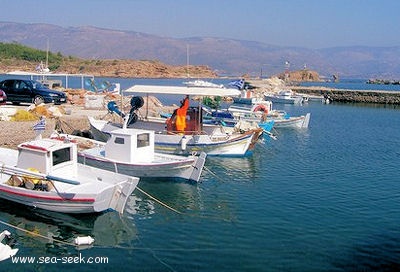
[0,138,139,214]
[89,85,263,157]
[52,127,206,183]
[264,89,304,104]
[0,230,18,261]
[182,79,224,88]
[228,101,311,129]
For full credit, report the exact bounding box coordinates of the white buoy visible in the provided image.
[74,236,95,245]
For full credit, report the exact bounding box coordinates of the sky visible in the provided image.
[2,0,399,49]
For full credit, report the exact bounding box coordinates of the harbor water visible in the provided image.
[0,77,399,271]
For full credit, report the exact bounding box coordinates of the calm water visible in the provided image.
[1,77,400,271]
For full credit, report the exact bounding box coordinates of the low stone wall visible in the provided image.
[291,86,400,104]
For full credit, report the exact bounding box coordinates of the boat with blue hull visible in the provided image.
[203,101,310,130]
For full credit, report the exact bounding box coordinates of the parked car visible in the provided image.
[0,79,67,105]
[0,89,6,105]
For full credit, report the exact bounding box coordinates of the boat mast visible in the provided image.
[186,44,190,78]
[46,38,49,70]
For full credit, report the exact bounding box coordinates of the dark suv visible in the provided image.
[0,79,67,105]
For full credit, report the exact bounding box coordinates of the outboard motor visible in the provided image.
[107,101,125,118]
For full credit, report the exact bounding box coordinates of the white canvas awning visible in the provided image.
[124,85,241,97]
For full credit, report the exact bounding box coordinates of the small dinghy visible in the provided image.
[0,230,18,261]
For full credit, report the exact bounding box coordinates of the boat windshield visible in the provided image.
[52,147,71,166]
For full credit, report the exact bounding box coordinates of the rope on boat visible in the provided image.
[136,186,182,214]
[0,218,76,247]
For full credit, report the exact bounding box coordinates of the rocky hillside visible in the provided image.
[0,58,217,78]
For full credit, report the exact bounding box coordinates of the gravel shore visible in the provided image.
[0,96,173,149]
[0,105,108,149]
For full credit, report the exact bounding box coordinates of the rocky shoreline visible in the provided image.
[248,78,400,105]
[290,86,400,104]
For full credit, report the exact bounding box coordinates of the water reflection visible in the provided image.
[0,198,137,254]
[129,181,204,216]
[204,155,261,182]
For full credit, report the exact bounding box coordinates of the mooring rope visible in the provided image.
[136,186,182,214]
[203,165,226,183]
[0,218,76,246]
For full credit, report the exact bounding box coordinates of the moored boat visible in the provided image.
[0,138,139,214]
[0,230,18,261]
[227,101,311,129]
[53,127,207,183]
[182,79,224,88]
[264,89,304,104]
[89,85,263,157]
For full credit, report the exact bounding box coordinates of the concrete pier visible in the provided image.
[290,86,400,104]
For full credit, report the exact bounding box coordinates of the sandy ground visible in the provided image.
[0,104,109,149]
[0,97,174,150]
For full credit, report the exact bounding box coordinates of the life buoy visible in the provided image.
[253,105,269,114]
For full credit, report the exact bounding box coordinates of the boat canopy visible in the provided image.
[124,85,241,97]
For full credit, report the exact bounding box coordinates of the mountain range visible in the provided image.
[1,21,399,79]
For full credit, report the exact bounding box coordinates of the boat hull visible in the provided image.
[0,178,137,214]
[264,94,303,104]
[268,113,311,129]
[153,133,256,156]
[78,149,206,182]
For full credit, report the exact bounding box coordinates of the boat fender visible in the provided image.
[181,136,188,151]
[74,236,95,246]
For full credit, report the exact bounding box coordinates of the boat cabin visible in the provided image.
[17,139,78,176]
[166,106,203,135]
[105,128,155,163]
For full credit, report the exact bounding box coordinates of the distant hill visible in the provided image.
[1,21,400,79]
[0,42,217,78]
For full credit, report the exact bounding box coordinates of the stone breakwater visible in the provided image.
[290,86,400,104]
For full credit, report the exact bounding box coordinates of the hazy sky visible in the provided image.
[2,0,399,48]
